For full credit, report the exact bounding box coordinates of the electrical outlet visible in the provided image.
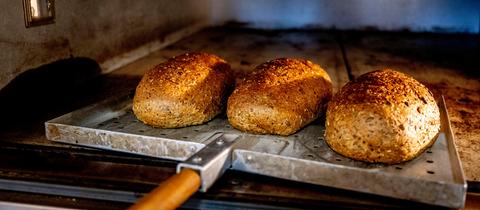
[23,0,55,28]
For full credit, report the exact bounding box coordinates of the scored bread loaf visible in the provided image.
[227,58,332,136]
[325,69,440,164]
[133,52,232,128]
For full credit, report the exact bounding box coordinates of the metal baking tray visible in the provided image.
[45,93,466,208]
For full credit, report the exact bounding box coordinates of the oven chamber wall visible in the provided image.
[0,0,478,90]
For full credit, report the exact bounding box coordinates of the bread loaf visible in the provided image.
[133,52,232,128]
[325,69,440,164]
[227,58,332,136]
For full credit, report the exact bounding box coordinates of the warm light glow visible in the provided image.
[30,0,39,18]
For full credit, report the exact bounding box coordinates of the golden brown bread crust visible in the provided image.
[227,58,332,136]
[325,69,441,164]
[133,52,232,128]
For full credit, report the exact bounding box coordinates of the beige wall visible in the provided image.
[0,0,211,89]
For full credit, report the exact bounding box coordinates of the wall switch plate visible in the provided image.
[23,0,55,28]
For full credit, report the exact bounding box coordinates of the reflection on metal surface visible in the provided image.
[45,95,466,208]
[0,178,138,204]
[0,201,78,210]
[0,178,300,210]
[23,0,55,28]
[178,133,239,192]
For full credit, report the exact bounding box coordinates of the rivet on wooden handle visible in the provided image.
[128,168,201,210]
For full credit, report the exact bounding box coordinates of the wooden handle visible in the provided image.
[128,168,201,210]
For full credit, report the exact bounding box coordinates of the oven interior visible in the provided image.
[0,1,479,209]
